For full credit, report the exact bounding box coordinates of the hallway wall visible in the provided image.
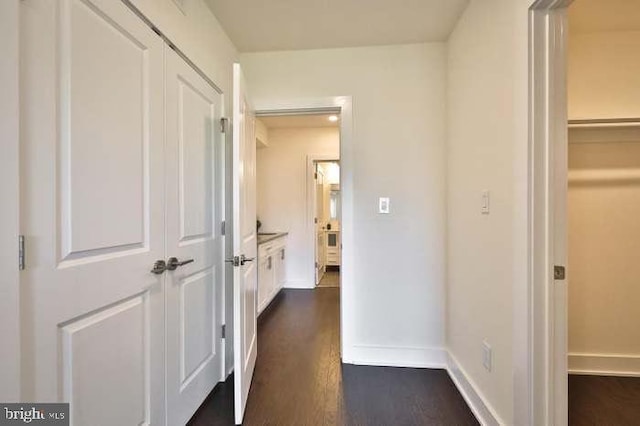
[446,0,518,422]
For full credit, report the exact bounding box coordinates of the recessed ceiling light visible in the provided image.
[328,115,339,122]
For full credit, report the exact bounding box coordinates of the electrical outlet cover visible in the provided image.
[482,341,492,372]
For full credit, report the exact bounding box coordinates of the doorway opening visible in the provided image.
[314,160,341,288]
[254,112,342,310]
[565,1,640,423]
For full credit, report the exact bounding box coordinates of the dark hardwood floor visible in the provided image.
[569,374,640,425]
[189,288,478,425]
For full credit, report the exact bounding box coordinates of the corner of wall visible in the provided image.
[348,346,447,370]
[446,352,503,426]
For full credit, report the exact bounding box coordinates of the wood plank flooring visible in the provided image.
[569,374,640,425]
[317,270,340,288]
[189,288,478,425]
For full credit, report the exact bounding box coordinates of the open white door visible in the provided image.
[315,165,326,285]
[232,63,258,425]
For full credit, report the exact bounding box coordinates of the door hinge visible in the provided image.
[554,265,566,280]
[314,217,318,224]
[221,221,226,236]
[18,235,25,271]
[220,117,229,133]
[221,324,226,339]
[314,172,318,180]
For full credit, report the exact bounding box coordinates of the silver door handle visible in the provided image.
[167,257,194,271]
[240,255,255,265]
[151,260,167,274]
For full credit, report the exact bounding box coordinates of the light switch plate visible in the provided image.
[378,197,390,214]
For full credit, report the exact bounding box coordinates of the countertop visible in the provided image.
[257,232,288,245]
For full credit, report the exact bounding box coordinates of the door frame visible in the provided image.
[308,155,339,287]
[253,96,353,362]
[0,0,21,402]
[528,1,571,424]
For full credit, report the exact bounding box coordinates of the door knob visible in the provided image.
[167,257,194,271]
[151,260,167,274]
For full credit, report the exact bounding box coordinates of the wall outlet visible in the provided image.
[481,190,490,215]
[482,341,492,372]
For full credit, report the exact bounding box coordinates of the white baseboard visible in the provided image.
[348,345,447,369]
[347,347,503,425]
[284,280,315,289]
[446,353,502,426]
[569,353,640,377]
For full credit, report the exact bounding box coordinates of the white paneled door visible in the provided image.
[232,63,258,425]
[21,0,165,424]
[165,47,224,425]
[22,1,225,425]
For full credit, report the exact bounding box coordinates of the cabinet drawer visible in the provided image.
[258,242,274,258]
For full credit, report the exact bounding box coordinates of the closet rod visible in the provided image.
[569,118,640,127]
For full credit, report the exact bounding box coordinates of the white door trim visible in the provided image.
[0,0,21,402]
[254,96,353,362]
[307,155,339,288]
[528,1,571,425]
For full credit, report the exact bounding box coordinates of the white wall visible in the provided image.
[446,1,518,422]
[568,137,640,375]
[129,0,238,376]
[242,43,447,367]
[568,30,640,120]
[257,128,339,288]
[0,0,20,402]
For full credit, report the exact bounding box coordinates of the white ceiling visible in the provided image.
[204,0,469,52]
[258,114,339,129]
[570,0,640,34]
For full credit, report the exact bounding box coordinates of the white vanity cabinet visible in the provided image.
[257,234,287,314]
[257,254,274,314]
[325,230,341,266]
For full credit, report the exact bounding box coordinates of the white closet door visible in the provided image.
[164,46,224,425]
[21,0,165,424]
